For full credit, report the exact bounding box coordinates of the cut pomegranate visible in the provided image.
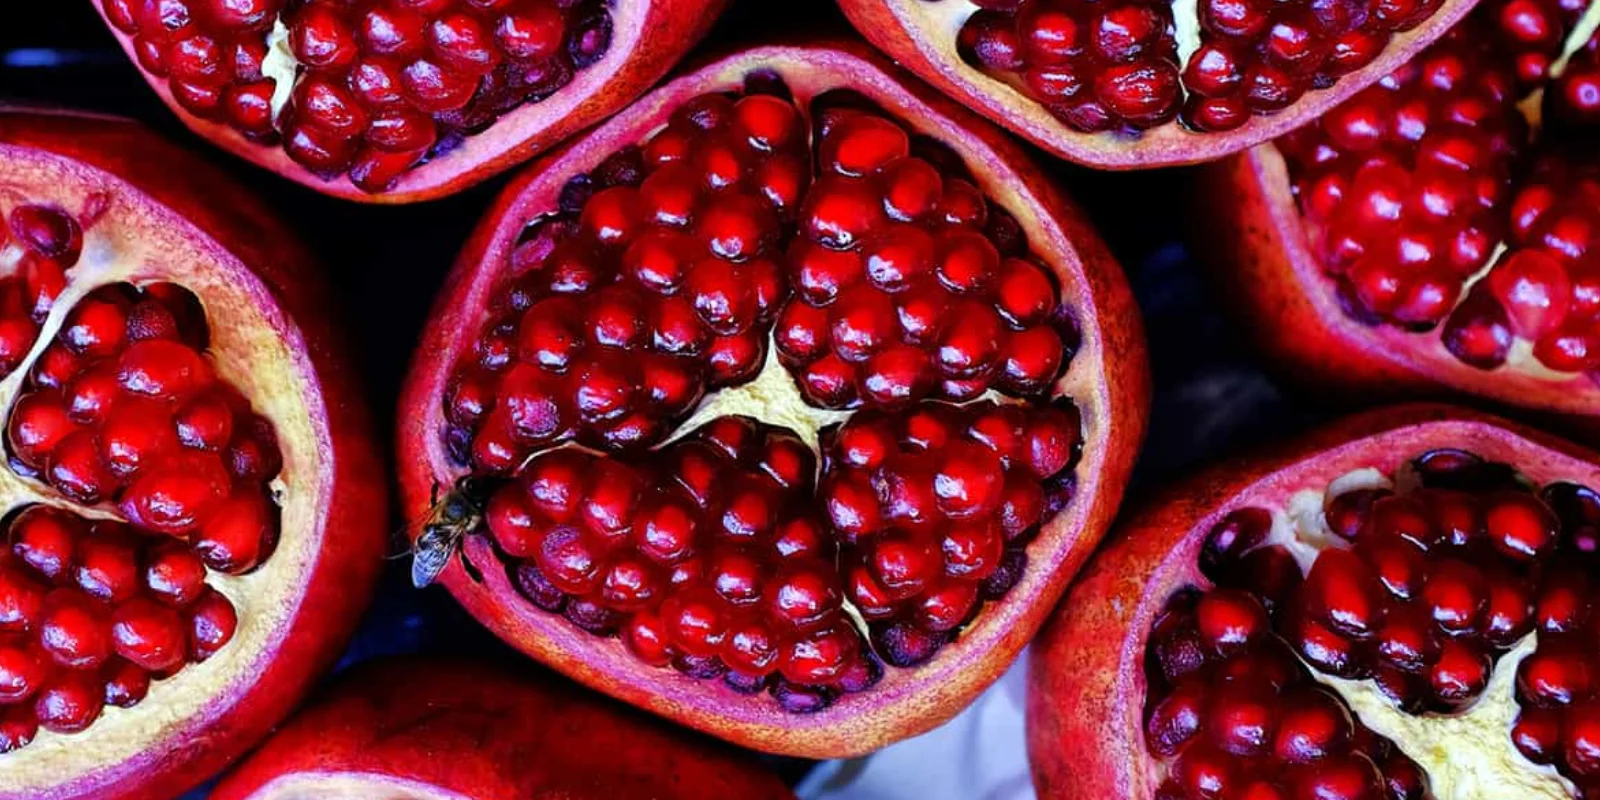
[0,111,382,799]
[837,0,1477,168]
[209,659,794,799]
[1201,2,1600,417]
[1030,404,1600,799]
[93,0,726,201]
[397,42,1149,757]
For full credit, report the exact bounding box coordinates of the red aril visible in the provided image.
[837,0,1479,168]
[1030,404,1600,799]
[93,0,727,201]
[397,42,1148,758]
[0,111,383,799]
[209,659,793,800]
[1201,3,1600,418]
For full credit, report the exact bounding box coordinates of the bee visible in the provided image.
[410,476,495,589]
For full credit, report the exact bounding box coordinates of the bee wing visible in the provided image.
[410,528,456,589]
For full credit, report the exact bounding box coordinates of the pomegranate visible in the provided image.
[836,0,1479,169]
[397,41,1149,758]
[1200,2,1600,417]
[1030,403,1600,799]
[93,0,726,202]
[209,658,795,799]
[0,110,384,798]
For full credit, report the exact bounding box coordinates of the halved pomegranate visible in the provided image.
[1029,403,1600,799]
[93,0,726,202]
[0,110,384,799]
[210,658,795,799]
[396,41,1149,757]
[837,0,1480,169]
[1200,2,1600,417]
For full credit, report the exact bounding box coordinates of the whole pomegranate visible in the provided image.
[397,41,1149,758]
[1031,404,1600,799]
[93,0,727,201]
[838,0,1479,168]
[0,111,384,798]
[1200,2,1600,417]
[210,658,796,799]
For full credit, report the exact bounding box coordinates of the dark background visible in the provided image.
[1,2,1325,795]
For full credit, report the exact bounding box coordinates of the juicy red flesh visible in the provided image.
[949,0,1442,135]
[0,281,285,754]
[1279,6,1600,375]
[1146,447,1600,796]
[443,79,1084,713]
[104,0,615,193]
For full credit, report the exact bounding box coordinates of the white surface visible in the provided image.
[798,655,1036,800]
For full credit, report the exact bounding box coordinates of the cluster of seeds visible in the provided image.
[0,280,287,754]
[1144,586,1428,799]
[1146,448,1600,797]
[949,0,1436,134]
[1278,21,1527,329]
[776,105,1077,409]
[824,400,1080,664]
[489,417,881,711]
[0,506,239,752]
[446,81,1086,713]
[443,89,810,467]
[1280,6,1600,376]
[8,283,283,575]
[0,204,83,376]
[102,0,614,192]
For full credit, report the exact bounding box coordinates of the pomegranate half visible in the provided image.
[0,110,384,799]
[397,40,1149,757]
[1030,403,1600,799]
[837,0,1480,169]
[93,0,727,202]
[210,658,796,799]
[1200,1,1600,416]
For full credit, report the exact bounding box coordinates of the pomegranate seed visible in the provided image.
[187,589,238,661]
[34,671,103,733]
[111,597,188,671]
[144,543,209,608]
[0,640,46,703]
[102,658,151,708]
[38,590,111,669]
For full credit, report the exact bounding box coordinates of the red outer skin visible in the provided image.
[0,109,386,800]
[209,658,796,800]
[836,0,1480,169]
[1195,147,1600,426]
[1025,403,1600,798]
[91,0,729,204]
[396,41,1150,758]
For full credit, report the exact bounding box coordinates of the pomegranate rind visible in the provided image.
[837,0,1482,169]
[396,40,1150,758]
[208,658,794,800]
[0,109,385,800]
[91,0,729,204]
[1025,403,1600,797]
[1196,147,1600,420]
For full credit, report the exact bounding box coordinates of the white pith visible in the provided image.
[0,150,318,789]
[249,773,464,800]
[263,18,297,126]
[1255,466,1576,799]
